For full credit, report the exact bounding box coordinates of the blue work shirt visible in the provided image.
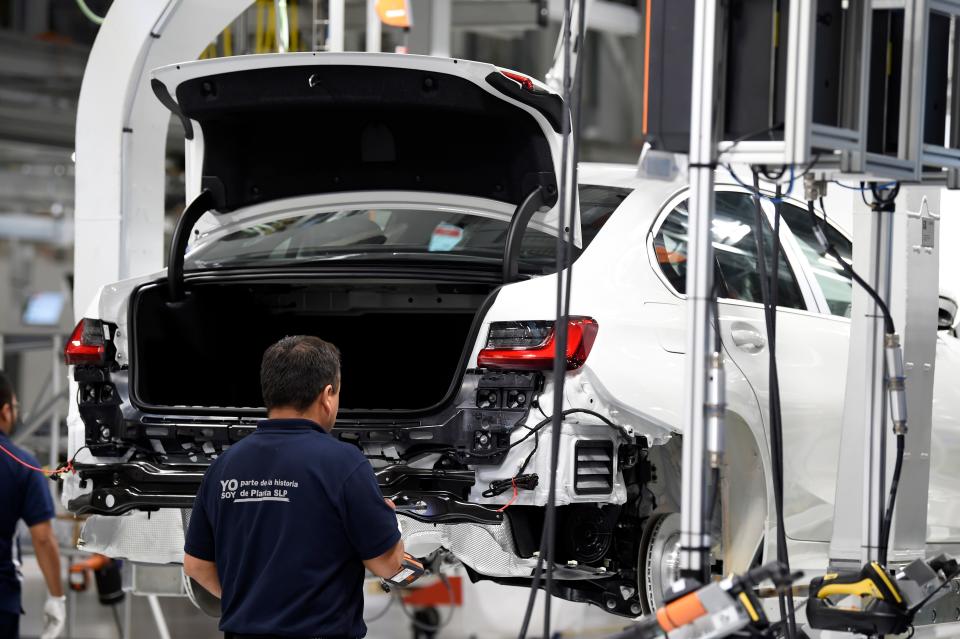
[0,432,56,615]
[184,418,400,638]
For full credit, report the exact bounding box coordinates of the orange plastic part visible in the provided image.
[375,0,412,28]
[657,592,708,632]
[401,576,463,607]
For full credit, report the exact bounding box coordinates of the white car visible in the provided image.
[64,52,960,618]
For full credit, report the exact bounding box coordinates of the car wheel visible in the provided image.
[638,512,682,614]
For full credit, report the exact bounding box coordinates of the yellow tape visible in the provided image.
[872,562,903,604]
[739,592,761,622]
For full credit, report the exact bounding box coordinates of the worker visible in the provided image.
[0,371,65,639]
[183,336,406,639]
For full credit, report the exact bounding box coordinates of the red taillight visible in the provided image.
[500,70,536,92]
[477,317,599,371]
[64,318,107,366]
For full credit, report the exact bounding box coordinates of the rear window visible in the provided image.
[186,185,633,271]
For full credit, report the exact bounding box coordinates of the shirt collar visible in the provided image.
[256,418,327,433]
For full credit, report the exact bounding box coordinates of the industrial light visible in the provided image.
[477,317,598,371]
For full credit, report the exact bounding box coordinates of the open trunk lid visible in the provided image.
[152,52,577,239]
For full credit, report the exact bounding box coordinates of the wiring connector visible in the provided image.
[706,351,726,469]
[885,333,909,436]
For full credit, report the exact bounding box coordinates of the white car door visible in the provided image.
[780,204,960,544]
[652,189,850,545]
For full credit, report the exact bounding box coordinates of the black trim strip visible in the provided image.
[150,78,194,140]
[485,72,565,133]
[166,190,217,303]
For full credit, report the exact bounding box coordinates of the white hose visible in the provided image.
[74,0,105,25]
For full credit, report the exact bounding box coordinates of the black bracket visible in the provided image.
[166,189,217,304]
[502,179,559,283]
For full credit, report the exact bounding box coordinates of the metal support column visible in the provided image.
[678,0,719,580]
[365,0,381,51]
[889,185,940,563]
[328,0,345,51]
[829,192,896,569]
[148,594,172,639]
[48,335,62,476]
[429,0,451,57]
[66,556,76,639]
[275,0,290,52]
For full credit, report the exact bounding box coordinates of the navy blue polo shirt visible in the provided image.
[184,419,401,638]
[0,432,56,615]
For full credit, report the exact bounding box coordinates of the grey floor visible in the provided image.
[17,555,624,639]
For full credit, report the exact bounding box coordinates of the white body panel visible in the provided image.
[69,159,960,579]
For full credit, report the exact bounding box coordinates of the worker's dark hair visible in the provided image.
[0,370,13,412]
[260,336,341,412]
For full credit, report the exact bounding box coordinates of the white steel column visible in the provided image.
[829,192,895,569]
[70,0,254,489]
[429,0,451,58]
[365,0,381,52]
[889,185,940,563]
[73,0,252,322]
[275,0,290,52]
[49,336,62,473]
[678,0,718,579]
[328,0,345,51]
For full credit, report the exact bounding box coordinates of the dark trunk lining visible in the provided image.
[132,280,489,411]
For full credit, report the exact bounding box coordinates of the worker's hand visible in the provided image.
[40,595,66,639]
[384,498,396,510]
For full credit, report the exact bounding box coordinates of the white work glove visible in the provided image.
[40,595,66,639]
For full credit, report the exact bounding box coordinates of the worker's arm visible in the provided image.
[342,465,406,577]
[183,477,220,597]
[363,536,406,579]
[29,521,63,597]
[183,553,222,599]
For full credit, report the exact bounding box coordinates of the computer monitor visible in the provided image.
[22,291,66,327]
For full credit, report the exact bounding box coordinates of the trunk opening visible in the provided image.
[131,276,496,413]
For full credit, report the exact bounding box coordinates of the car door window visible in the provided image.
[653,192,806,310]
[779,203,854,317]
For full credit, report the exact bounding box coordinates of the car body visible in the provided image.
[64,53,960,618]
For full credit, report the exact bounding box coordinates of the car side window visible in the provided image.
[779,203,854,317]
[653,192,806,310]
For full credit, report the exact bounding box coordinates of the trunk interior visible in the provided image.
[132,277,495,412]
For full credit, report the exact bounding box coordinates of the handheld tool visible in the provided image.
[383,553,426,588]
[806,555,959,636]
[607,562,800,639]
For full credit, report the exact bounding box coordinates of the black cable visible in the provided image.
[469,408,620,461]
[518,523,549,639]
[520,1,577,629]
[879,433,905,565]
[771,184,798,638]
[750,170,796,639]
[908,564,960,615]
[812,199,895,335]
[808,196,904,567]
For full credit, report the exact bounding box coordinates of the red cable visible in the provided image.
[0,442,72,476]
[496,478,519,513]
